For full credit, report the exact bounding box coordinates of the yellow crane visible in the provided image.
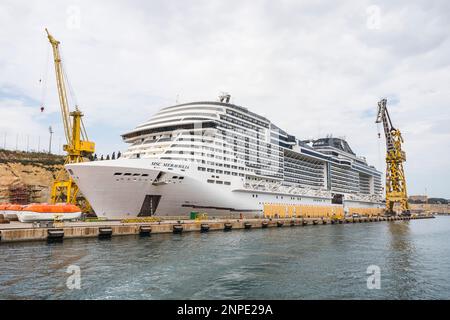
[375,98,410,216]
[45,28,95,209]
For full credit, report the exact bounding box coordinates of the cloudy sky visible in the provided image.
[0,0,449,197]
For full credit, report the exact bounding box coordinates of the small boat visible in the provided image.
[16,203,82,223]
[0,203,23,220]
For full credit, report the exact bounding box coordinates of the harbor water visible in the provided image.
[1,216,450,299]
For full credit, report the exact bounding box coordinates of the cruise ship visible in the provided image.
[66,95,383,219]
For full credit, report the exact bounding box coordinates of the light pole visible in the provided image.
[48,126,53,154]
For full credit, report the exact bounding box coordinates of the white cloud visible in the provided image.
[0,0,449,197]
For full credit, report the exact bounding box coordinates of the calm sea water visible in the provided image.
[1,216,450,299]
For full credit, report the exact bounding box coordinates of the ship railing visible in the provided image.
[243,182,332,198]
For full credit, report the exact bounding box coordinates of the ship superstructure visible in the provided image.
[66,97,382,219]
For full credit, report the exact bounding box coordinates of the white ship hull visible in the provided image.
[66,159,379,220]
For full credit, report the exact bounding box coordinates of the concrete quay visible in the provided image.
[0,214,434,243]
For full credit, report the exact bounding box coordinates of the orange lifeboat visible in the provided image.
[6,204,24,211]
[17,203,82,222]
[0,203,23,220]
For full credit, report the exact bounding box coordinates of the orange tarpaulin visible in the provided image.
[264,203,346,219]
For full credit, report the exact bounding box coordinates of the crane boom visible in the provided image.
[45,29,95,209]
[46,28,72,144]
[376,99,409,215]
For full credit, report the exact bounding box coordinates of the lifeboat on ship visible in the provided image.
[16,203,82,223]
[0,203,23,220]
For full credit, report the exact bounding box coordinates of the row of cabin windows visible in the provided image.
[207,179,231,185]
[114,172,149,177]
[198,166,244,177]
[251,194,326,202]
[113,172,184,180]
[257,201,327,205]
[225,109,269,129]
[157,156,247,172]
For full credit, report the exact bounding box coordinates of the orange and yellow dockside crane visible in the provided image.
[45,29,95,209]
[376,98,410,216]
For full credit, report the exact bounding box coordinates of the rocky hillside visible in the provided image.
[0,149,65,204]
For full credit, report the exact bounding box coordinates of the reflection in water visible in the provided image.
[1,217,450,299]
[386,221,419,299]
[388,221,414,263]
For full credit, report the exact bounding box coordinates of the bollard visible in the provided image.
[200,223,210,232]
[173,224,183,234]
[139,225,152,236]
[47,228,64,241]
[224,223,233,231]
[98,227,113,239]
